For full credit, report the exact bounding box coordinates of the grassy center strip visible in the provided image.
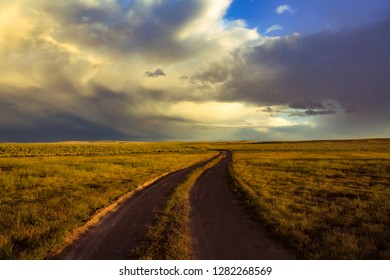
[133,154,223,260]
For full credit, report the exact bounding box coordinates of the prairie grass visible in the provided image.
[229,139,390,259]
[134,154,223,260]
[2,139,389,260]
[0,145,214,260]
[0,142,207,158]
[206,138,390,153]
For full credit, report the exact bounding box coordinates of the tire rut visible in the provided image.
[190,151,296,260]
[56,154,219,260]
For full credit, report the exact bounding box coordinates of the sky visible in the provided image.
[0,0,389,142]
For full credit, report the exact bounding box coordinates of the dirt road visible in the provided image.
[57,150,294,260]
[190,151,295,259]
[57,154,218,260]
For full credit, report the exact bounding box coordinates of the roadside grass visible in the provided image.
[0,147,214,260]
[133,154,223,260]
[2,139,389,259]
[229,142,390,259]
[207,138,390,154]
[0,142,207,158]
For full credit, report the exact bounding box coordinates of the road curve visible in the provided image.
[190,151,296,260]
[56,154,219,260]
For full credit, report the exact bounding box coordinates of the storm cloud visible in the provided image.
[186,17,390,138]
[0,0,389,141]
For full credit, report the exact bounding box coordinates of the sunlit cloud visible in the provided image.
[0,0,263,141]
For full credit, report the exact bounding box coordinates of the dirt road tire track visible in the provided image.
[57,150,295,260]
[56,153,219,260]
[190,151,296,260]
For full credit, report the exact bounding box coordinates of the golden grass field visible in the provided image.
[228,139,390,259]
[0,142,213,259]
[0,139,389,259]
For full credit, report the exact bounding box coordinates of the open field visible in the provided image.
[1,139,389,260]
[229,139,390,259]
[0,142,207,158]
[0,142,214,259]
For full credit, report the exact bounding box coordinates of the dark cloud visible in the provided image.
[181,18,390,138]
[0,82,198,142]
[38,1,237,63]
[185,17,390,138]
[182,61,233,85]
[288,102,338,116]
[304,109,337,116]
[259,107,273,113]
[289,101,335,110]
[0,114,128,142]
[0,85,125,141]
[189,17,390,112]
[145,68,166,78]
